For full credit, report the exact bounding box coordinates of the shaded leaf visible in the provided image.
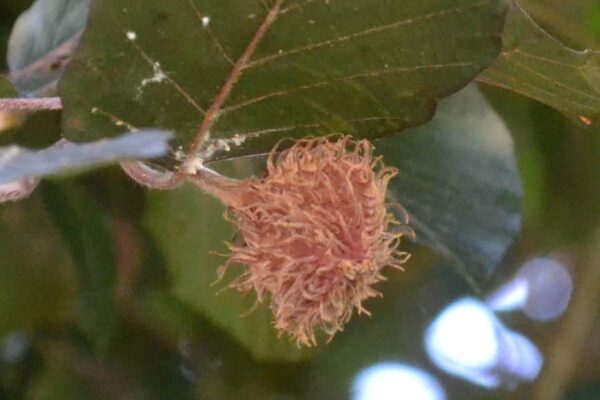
[0,109,62,148]
[483,85,600,247]
[0,0,32,69]
[61,0,506,162]
[478,2,600,126]
[519,0,600,49]
[0,130,172,184]
[0,194,77,335]
[26,361,92,400]
[40,182,117,355]
[144,179,308,362]
[7,0,89,94]
[0,75,18,97]
[378,85,523,289]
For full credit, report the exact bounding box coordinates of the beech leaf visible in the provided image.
[60,0,507,161]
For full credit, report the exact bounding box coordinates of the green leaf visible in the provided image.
[7,0,90,95]
[519,0,600,49]
[478,2,600,126]
[144,181,309,362]
[60,0,507,162]
[26,361,91,400]
[40,182,118,355]
[483,85,600,246]
[0,110,62,148]
[0,75,18,97]
[0,194,77,335]
[379,85,522,288]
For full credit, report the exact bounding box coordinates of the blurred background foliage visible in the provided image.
[0,1,599,399]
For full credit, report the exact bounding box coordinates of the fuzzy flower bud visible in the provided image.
[193,136,413,346]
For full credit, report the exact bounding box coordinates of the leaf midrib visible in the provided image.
[186,0,285,159]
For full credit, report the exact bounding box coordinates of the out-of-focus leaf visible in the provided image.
[378,85,523,288]
[103,315,192,400]
[518,0,600,49]
[520,0,600,49]
[0,76,18,97]
[483,85,600,247]
[144,180,308,362]
[0,130,172,184]
[0,195,77,335]
[26,362,91,400]
[478,2,600,126]
[0,110,61,148]
[480,85,547,225]
[591,4,600,40]
[40,182,117,355]
[8,0,90,95]
[61,0,506,162]
[0,0,30,70]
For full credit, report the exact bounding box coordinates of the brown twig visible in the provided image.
[0,177,40,203]
[184,0,284,165]
[0,97,63,111]
[120,160,184,190]
[185,166,247,207]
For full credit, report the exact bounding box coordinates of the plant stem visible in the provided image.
[120,161,184,190]
[0,97,63,111]
[184,0,283,165]
[186,166,249,208]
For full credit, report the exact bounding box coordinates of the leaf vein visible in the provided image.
[231,116,409,140]
[223,62,478,115]
[186,0,284,159]
[184,0,235,65]
[507,57,600,103]
[119,26,207,115]
[245,0,489,69]
[480,67,597,115]
[280,0,322,15]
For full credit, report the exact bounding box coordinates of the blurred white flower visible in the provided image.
[487,257,573,321]
[352,362,446,400]
[424,297,543,389]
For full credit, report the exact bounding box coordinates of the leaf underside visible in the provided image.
[479,2,600,126]
[7,0,90,95]
[380,85,523,288]
[60,0,507,162]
